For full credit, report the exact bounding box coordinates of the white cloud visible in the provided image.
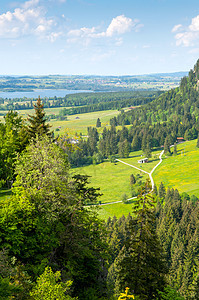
[0,0,61,42]
[173,15,199,47]
[189,15,199,31]
[171,24,182,33]
[67,15,143,45]
[105,15,135,37]
[22,0,40,10]
[68,27,97,38]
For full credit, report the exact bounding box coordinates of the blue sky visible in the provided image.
[1,0,199,75]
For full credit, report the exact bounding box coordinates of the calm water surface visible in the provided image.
[0,89,93,99]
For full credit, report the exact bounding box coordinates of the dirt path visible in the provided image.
[99,150,164,205]
[116,159,149,174]
[87,150,165,207]
[116,150,164,192]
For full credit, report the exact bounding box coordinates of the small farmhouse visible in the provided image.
[176,137,184,142]
[138,158,148,163]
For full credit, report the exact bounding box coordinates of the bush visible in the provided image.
[121,193,128,204]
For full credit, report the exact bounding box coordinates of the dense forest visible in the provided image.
[65,62,199,168]
[0,62,199,299]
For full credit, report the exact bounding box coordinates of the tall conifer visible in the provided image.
[27,96,51,139]
[115,181,167,299]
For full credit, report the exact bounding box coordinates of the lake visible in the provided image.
[0,89,93,99]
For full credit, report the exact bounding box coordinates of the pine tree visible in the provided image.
[119,140,129,158]
[144,142,152,158]
[158,182,166,200]
[27,96,51,139]
[130,174,136,186]
[96,117,101,127]
[164,136,171,154]
[115,181,167,299]
[131,134,139,151]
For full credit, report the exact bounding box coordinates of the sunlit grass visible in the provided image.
[97,202,133,219]
[72,160,148,204]
[153,139,199,197]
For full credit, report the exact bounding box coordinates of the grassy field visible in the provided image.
[0,108,121,136]
[72,151,160,219]
[50,110,121,136]
[1,140,198,220]
[73,141,199,219]
[95,202,134,219]
[153,139,199,197]
[118,149,162,173]
[72,160,148,204]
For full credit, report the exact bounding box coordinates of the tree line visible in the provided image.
[65,110,199,168]
[0,91,161,113]
[110,61,199,127]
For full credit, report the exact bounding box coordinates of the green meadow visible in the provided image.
[72,160,148,204]
[153,139,199,197]
[0,108,121,136]
[50,109,121,136]
[94,202,134,219]
[118,149,162,173]
[73,149,162,219]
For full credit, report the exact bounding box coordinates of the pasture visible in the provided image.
[72,160,148,204]
[153,139,199,197]
[51,109,121,136]
[0,108,121,136]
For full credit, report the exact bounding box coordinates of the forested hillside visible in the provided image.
[0,62,199,299]
[64,61,199,168]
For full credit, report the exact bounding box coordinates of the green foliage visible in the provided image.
[0,136,109,299]
[118,140,130,158]
[0,276,20,300]
[164,137,171,154]
[30,267,75,300]
[27,96,51,139]
[130,174,136,185]
[0,250,32,299]
[158,182,166,200]
[121,193,128,204]
[158,286,184,300]
[0,110,27,184]
[114,181,167,299]
[96,118,101,127]
[12,135,70,219]
[156,186,199,299]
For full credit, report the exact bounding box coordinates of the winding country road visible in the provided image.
[98,150,165,206]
